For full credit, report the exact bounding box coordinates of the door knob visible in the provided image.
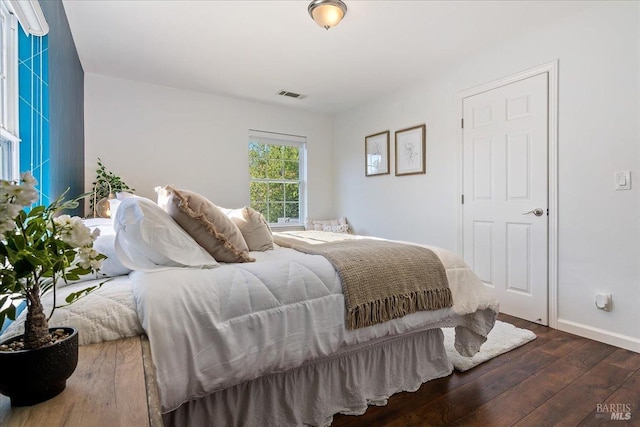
[523,208,544,217]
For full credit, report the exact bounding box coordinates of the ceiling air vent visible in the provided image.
[278,90,305,99]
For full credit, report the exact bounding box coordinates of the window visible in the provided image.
[248,130,306,225]
[0,1,18,181]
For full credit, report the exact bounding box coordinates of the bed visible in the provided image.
[1,193,498,426]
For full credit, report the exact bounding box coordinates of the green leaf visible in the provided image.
[27,205,46,218]
[6,304,16,321]
[62,279,108,305]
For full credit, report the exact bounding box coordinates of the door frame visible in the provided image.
[456,60,559,328]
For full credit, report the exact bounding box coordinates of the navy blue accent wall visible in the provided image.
[40,0,84,215]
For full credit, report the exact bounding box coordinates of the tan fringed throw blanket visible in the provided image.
[273,231,452,330]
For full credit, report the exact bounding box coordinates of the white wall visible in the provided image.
[333,2,640,350]
[84,74,334,220]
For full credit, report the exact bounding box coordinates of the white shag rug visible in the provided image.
[443,320,537,372]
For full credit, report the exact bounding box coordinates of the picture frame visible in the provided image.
[365,130,390,177]
[395,124,426,176]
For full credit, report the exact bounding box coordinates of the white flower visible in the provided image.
[53,215,97,248]
[76,245,102,271]
[20,172,37,187]
[0,173,39,227]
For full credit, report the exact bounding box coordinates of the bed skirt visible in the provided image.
[163,327,452,427]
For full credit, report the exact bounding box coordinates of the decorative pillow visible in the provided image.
[113,196,219,270]
[306,216,349,231]
[223,207,273,251]
[322,224,350,234]
[156,186,254,263]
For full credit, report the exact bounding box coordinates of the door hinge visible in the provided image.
[461,194,464,204]
[461,118,464,128]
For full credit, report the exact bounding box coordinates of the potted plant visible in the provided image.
[89,158,135,216]
[0,172,105,406]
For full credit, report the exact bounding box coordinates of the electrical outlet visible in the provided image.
[595,293,612,311]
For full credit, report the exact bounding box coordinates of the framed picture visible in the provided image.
[395,124,426,176]
[365,131,390,176]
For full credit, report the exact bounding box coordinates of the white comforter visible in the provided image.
[132,242,498,413]
[1,236,498,415]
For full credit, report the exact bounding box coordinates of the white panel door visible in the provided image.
[463,73,548,325]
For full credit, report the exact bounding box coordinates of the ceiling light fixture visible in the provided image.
[308,0,347,30]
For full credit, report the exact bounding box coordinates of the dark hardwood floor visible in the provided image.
[332,314,640,427]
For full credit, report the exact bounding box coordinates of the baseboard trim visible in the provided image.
[557,319,640,353]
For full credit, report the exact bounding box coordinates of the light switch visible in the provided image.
[615,171,631,190]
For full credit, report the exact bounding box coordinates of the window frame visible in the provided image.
[0,0,19,182]
[248,130,307,228]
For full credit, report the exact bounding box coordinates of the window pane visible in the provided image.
[284,161,298,180]
[268,182,284,200]
[267,159,284,179]
[250,181,268,203]
[284,183,298,201]
[285,203,299,220]
[249,141,268,159]
[283,146,299,161]
[249,158,268,179]
[267,144,283,159]
[267,202,284,223]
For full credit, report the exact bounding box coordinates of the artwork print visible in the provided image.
[365,131,390,176]
[395,124,426,176]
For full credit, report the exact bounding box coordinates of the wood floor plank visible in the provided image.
[406,334,585,425]
[578,367,640,426]
[333,321,553,426]
[381,412,428,427]
[513,352,638,427]
[604,348,640,371]
[333,317,640,427]
[0,337,149,427]
[434,324,564,392]
[451,339,616,426]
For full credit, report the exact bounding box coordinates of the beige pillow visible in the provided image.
[224,207,273,252]
[156,186,254,263]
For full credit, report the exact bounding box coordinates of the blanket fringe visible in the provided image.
[347,288,453,330]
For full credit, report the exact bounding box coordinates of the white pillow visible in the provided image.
[83,217,115,236]
[82,219,131,277]
[306,216,349,231]
[92,234,132,277]
[116,192,136,200]
[113,197,219,271]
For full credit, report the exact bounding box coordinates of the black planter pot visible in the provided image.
[0,327,79,406]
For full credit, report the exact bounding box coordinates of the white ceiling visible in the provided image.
[61,0,594,114]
